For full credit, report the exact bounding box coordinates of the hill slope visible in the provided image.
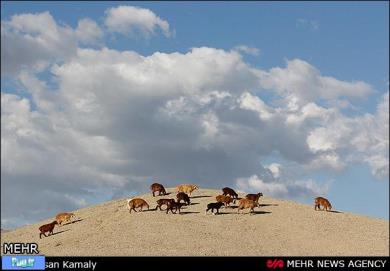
[1,188,388,256]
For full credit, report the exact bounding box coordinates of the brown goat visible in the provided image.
[216,195,234,207]
[222,187,238,200]
[237,198,259,214]
[150,183,167,197]
[176,184,198,196]
[156,198,175,210]
[245,192,263,203]
[166,201,185,214]
[314,197,332,211]
[55,212,75,226]
[176,192,191,205]
[39,221,58,239]
[127,198,150,213]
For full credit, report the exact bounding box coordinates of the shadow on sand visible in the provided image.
[329,210,342,214]
[251,211,272,215]
[142,209,157,212]
[62,219,83,226]
[51,229,70,236]
[209,210,272,215]
[179,211,201,215]
[259,203,279,207]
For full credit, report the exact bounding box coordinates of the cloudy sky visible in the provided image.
[1,2,388,228]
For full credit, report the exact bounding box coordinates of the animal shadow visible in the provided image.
[329,210,342,214]
[179,211,201,215]
[190,202,200,206]
[143,209,156,212]
[217,212,236,215]
[63,219,83,226]
[51,229,70,236]
[259,203,279,207]
[251,211,272,215]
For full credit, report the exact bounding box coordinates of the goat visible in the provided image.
[150,183,167,197]
[205,202,224,215]
[216,195,234,207]
[176,192,191,205]
[39,221,58,239]
[314,197,332,211]
[55,212,75,226]
[127,198,150,213]
[245,192,263,203]
[237,198,259,214]
[176,184,199,196]
[166,201,186,214]
[156,198,175,210]
[222,187,238,201]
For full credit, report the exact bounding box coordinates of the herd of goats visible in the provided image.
[127,183,263,215]
[38,183,332,239]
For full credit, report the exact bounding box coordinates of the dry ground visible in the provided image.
[1,188,388,256]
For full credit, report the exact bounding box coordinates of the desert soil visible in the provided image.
[1,188,388,256]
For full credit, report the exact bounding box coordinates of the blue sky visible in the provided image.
[1,1,388,228]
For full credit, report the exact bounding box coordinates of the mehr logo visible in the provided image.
[267,259,285,269]
[2,243,39,254]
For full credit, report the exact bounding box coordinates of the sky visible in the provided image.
[1,1,388,229]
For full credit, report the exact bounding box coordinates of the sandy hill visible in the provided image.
[1,188,388,256]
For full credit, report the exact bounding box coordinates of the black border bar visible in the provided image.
[40,256,389,271]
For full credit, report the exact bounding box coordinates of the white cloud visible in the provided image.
[1,12,104,75]
[76,18,103,45]
[303,91,389,176]
[233,45,260,56]
[258,59,373,106]
[238,92,273,120]
[1,11,77,74]
[104,5,172,38]
[267,163,281,178]
[236,174,329,199]
[357,91,389,179]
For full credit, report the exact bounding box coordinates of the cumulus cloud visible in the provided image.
[76,18,103,46]
[267,163,281,178]
[236,174,330,199]
[302,91,389,178]
[1,11,77,74]
[233,45,260,56]
[104,5,172,38]
[1,12,103,75]
[258,59,373,106]
[238,92,273,120]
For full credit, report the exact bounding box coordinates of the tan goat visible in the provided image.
[176,184,199,196]
[237,198,259,214]
[55,212,75,226]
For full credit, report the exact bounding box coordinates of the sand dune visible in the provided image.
[1,188,388,256]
